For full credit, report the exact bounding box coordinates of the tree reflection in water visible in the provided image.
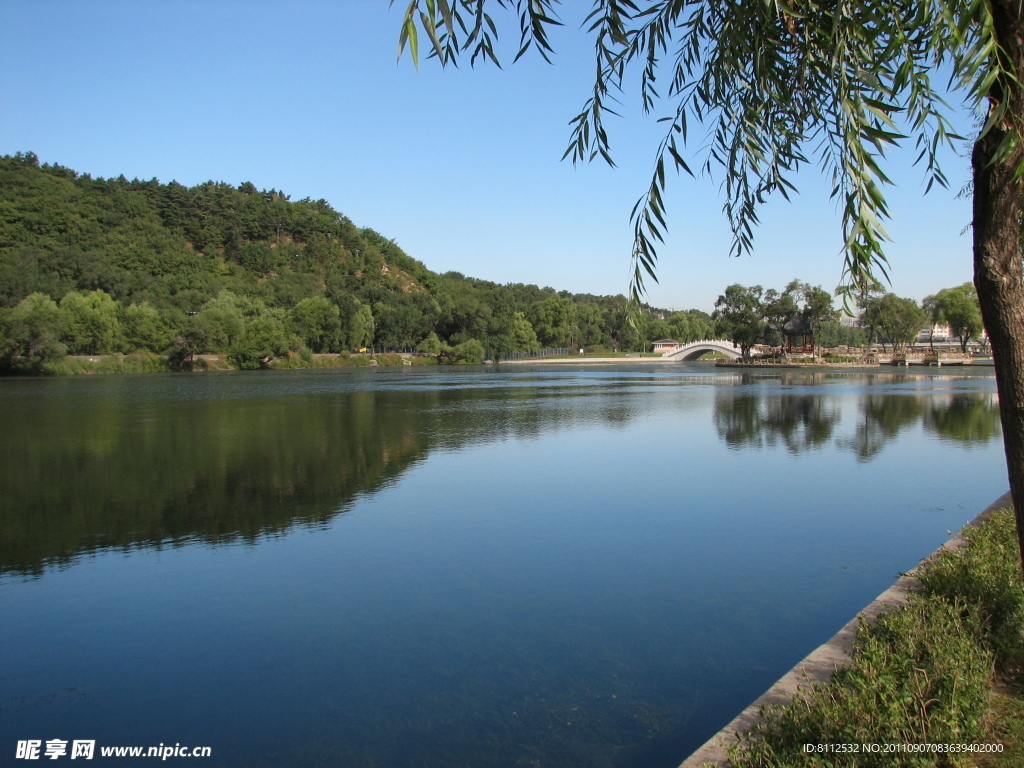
[713,393,841,454]
[714,387,1001,462]
[924,393,1002,445]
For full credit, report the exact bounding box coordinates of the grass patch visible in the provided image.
[42,353,172,375]
[530,351,669,359]
[972,685,1024,768]
[266,352,433,370]
[917,511,1024,672]
[726,507,1024,767]
[22,350,434,375]
[270,351,365,369]
[373,353,409,366]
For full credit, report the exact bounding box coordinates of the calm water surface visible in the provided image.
[0,365,1007,767]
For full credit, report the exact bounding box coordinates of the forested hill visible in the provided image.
[0,152,713,370]
[0,152,440,312]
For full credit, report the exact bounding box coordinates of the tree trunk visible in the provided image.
[972,0,1024,575]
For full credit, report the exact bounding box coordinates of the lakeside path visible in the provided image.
[500,357,996,369]
[500,358,882,369]
[501,356,689,364]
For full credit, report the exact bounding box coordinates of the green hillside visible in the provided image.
[0,152,714,372]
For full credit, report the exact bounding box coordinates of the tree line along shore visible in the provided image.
[0,153,974,374]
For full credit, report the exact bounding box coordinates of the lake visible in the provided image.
[0,364,1007,767]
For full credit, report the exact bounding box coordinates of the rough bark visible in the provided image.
[972,1,1024,574]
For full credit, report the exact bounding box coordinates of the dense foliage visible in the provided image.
[712,280,859,357]
[710,278,987,358]
[923,283,985,353]
[0,152,981,373]
[0,153,715,371]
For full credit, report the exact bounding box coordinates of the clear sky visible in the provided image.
[1,0,979,313]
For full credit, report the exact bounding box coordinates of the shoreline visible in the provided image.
[499,356,995,370]
[6,352,997,376]
[500,356,690,364]
[677,490,1014,768]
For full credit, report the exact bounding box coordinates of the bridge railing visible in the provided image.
[661,340,742,360]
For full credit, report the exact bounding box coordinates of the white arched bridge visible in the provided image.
[660,339,743,361]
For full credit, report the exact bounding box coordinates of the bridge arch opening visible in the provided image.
[682,349,721,361]
[661,340,743,361]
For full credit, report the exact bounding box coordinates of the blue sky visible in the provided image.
[1,0,978,312]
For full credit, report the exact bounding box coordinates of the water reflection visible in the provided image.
[712,384,1001,462]
[0,369,1008,768]
[924,393,1002,444]
[2,390,421,575]
[714,393,841,454]
[838,394,926,462]
[0,376,650,576]
[1,374,1004,577]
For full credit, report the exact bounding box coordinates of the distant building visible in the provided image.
[652,339,681,353]
[917,325,990,349]
[917,325,952,344]
[782,315,814,354]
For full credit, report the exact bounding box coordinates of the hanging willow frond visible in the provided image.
[395,1,1015,305]
[393,0,563,67]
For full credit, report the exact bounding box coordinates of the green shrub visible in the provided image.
[228,311,298,370]
[269,348,315,369]
[728,507,1024,768]
[729,599,990,767]
[43,353,171,375]
[917,508,1024,670]
[451,338,485,364]
[317,353,364,367]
